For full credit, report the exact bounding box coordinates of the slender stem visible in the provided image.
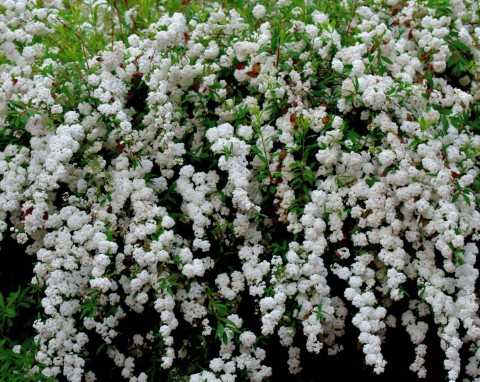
[253,113,274,184]
[345,1,358,36]
[113,0,126,43]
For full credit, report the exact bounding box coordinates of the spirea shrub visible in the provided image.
[1,0,480,381]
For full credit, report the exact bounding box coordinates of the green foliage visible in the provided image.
[2,0,480,380]
[287,116,320,216]
[0,286,53,381]
[205,287,241,345]
[0,286,33,331]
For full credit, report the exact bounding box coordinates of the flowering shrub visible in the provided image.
[1,0,480,381]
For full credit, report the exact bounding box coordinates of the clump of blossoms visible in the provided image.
[1,0,480,381]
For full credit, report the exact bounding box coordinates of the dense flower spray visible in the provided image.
[0,0,479,381]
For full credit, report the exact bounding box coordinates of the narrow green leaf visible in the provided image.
[381,56,393,65]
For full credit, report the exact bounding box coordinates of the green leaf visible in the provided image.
[216,322,225,340]
[380,56,393,65]
[5,307,15,317]
[451,40,471,53]
[7,288,20,305]
[454,179,462,190]
[96,343,106,355]
[452,192,460,203]
[441,115,449,130]
[366,178,379,187]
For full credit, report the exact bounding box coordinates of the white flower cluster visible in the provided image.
[1,0,480,381]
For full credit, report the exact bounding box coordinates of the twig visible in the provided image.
[345,2,358,36]
[113,0,126,43]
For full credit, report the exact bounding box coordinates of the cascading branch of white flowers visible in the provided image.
[1,0,480,381]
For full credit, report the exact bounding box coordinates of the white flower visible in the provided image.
[64,111,80,124]
[239,331,256,347]
[362,86,386,111]
[12,345,22,354]
[252,4,266,19]
[331,59,344,73]
[51,104,63,114]
[204,41,219,59]
[136,292,149,304]
[233,41,260,61]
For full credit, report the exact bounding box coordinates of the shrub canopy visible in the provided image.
[0,0,480,381]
